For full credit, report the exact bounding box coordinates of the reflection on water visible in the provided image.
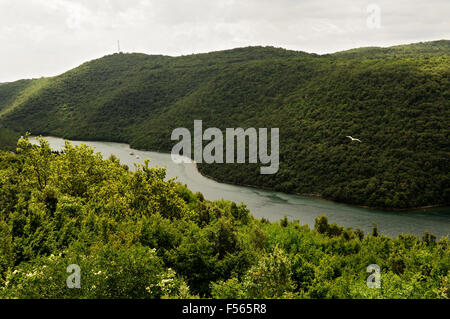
[31,136,450,238]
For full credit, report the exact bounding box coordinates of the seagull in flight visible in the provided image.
[346,136,361,143]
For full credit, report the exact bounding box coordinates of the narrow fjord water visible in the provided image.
[32,136,450,238]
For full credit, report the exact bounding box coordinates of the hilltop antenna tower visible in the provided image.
[117,40,121,53]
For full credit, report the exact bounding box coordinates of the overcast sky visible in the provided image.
[0,0,448,82]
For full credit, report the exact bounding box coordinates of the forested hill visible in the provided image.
[0,40,449,209]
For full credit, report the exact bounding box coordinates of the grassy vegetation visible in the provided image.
[0,137,448,299]
[0,41,448,209]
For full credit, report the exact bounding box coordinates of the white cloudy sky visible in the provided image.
[0,0,448,82]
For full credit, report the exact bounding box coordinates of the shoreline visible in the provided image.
[196,168,447,213]
[31,134,448,213]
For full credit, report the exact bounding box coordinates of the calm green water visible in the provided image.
[32,136,450,238]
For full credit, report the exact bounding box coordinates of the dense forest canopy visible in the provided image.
[0,40,449,209]
[0,127,19,152]
[0,137,448,298]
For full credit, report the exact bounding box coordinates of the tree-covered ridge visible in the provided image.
[0,41,449,209]
[332,40,450,58]
[0,137,448,299]
[0,79,33,115]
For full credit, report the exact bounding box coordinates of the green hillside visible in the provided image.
[333,40,450,58]
[0,41,449,209]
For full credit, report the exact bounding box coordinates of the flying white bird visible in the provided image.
[346,136,361,142]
